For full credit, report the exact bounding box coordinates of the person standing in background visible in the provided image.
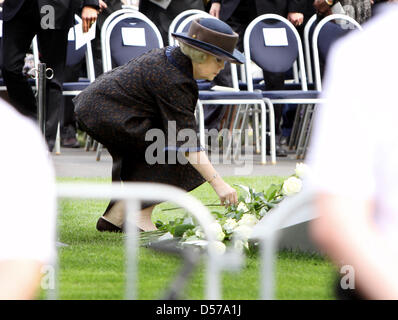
[1,0,100,151]
[139,0,206,45]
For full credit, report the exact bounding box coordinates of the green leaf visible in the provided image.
[174,224,195,238]
[265,184,281,201]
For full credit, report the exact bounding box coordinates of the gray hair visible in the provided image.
[179,41,208,63]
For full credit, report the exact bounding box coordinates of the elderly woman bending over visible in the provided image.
[73,18,245,232]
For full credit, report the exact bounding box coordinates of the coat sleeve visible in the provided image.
[288,0,307,13]
[155,82,204,153]
[82,0,99,9]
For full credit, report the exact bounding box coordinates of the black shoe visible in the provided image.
[96,216,145,233]
[61,137,80,148]
[96,217,123,232]
[47,140,55,152]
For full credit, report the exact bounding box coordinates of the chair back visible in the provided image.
[303,14,318,84]
[175,12,213,35]
[0,9,3,69]
[168,9,208,46]
[244,14,308,91]
[100,8,145,71]
[102,12,163,71]
[65,15,95,82]
[312,14,362,91]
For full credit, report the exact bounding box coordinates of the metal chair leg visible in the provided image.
[253,104,261,154]
[225,104,243,159]
[296,104,312,159]
[54,122,61,155]
[96,143,103,161]
[85,135,92,151]
[299,104,316,160]
[233,104,250,161]
[288,104,304,151]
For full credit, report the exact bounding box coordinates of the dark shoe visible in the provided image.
[96,216,145,233]
[61,137,80,148]
[96,216,122,232]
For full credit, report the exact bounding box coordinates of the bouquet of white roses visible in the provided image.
[151,163,310,254]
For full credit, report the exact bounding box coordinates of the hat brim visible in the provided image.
[172,32,245,64]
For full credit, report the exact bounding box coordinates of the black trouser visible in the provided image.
[2,0,68,149]
[61,62,83,139]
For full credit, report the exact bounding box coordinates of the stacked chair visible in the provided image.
[287,13,362,158]
[174,12,274,164]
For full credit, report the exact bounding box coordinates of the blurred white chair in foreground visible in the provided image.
[51,182,242,300]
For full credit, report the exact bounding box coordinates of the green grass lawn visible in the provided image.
[51,176,337,300]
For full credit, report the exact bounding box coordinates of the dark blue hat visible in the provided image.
[172,18,245,64]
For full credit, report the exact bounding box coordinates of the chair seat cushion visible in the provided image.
[199,90,264,101]
[261,90,320,100]
[197,81,212,90]
[62,82,91,91]
[239,81,315,91]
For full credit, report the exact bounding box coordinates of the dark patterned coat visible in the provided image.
[73,47,205,192]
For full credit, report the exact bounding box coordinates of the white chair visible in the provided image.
[287,14,362,158]
[250,187,317,299]
[174,14,274,164]
[312,14,362,92]
[244,14,326,160]
[50,182,242,300]
[168,9,210,46]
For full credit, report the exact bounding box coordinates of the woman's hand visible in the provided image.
[210,176,238,207]
[183,150,237,206]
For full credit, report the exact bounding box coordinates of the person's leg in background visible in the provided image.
[37,28,69,151]
[60,61,83,148]
[280,104,297,146]
[1,0,39,121]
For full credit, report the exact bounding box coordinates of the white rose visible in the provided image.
[195,229,205,239]
[223,218,238,234]
[234,239,249,251]
[237,202,249,212]
[238,214,258,227]
[236,184,254,203]
[282,176,302,196]
[209,222,225,242]
[212,241,226,255]
[295,163,310,179]
[233,225,253,241]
